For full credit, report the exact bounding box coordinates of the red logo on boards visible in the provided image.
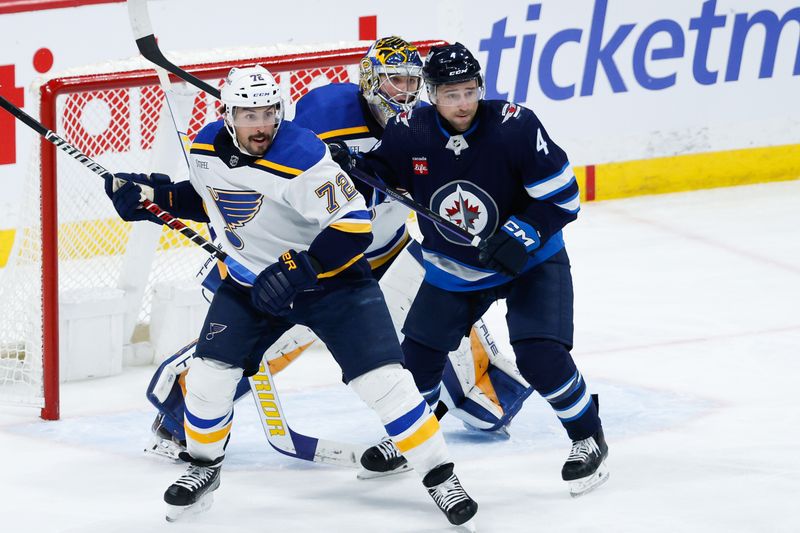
[412,157,428,175]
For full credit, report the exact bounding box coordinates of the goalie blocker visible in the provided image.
[146,241,532,461]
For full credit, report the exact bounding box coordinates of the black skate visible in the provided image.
[423,462,478,531]
[164,453,222,522]
[145,413,186,462]
[357,436,412,479]
[561,427,609,497]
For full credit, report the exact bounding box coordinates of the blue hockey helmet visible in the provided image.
[422,43,485,106]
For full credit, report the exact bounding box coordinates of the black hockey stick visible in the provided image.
[0,94,255,285]
[127,0,482,248]
[0,91,364,468]
[127,0,366,468]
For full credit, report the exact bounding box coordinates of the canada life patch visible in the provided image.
[412,157,428,175]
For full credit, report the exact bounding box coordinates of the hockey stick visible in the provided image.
[127,0,365,468]
[0,92,363,467]
[0,94,254,285]
[127,0,482,248]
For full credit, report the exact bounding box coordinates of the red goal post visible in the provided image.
[0,40,445,420]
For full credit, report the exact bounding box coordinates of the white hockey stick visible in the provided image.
[128,0,364,468]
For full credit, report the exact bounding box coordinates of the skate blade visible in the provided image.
[568,461,610,498]
[144,437,185,463]
[356,463,413,480]
[165,492,215,522]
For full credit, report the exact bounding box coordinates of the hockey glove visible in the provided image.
[328,141,355,173]
[477,215,541,277]
[104,172,172,223]
[251,250,322,316]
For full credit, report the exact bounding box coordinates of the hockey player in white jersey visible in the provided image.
[146,37,532,477]
[105,65,478,528]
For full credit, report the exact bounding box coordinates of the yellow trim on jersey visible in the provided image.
[317,126,370,140]
[184,421,232,444]
[317,253,364,279]
[395,414,440,453]
[191,142,216,152]
[253,158,303,176]
[368,231,410,270]
[329,220,373,233]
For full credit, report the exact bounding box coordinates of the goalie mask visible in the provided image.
[359,36,423,127]
[220,65,284,156]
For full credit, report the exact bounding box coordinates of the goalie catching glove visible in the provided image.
[477,215,541,277]
[251,250,322,315]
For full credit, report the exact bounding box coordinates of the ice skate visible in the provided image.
[423,462,478,530]
[357,436,413,479]
[144,414,186,462]
[561,427,609,497]
[164,453,222,522]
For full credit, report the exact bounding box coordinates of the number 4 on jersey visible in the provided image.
[536,128,549,155]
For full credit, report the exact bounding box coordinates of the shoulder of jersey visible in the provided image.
[293,83,368,140]
[253,120,327,179]
[389,104,434,129]
[485,99,535,128]
[190,120,225,155]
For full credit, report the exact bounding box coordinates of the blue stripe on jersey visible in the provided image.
[258,121,326,173]
[293,83,368,137]
[385,400,428,437]
[340,209,372,220]
[554,190,581,214]
[194,119,225,145]
[184,407,232,429]
[365,225,407,259]
[421,231,565,291]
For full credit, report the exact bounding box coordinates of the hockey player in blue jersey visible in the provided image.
[146,37,532,480]
[333,43,610,497]
[105,65,478,527]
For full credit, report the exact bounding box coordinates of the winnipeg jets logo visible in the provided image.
[445,135,468,156]
[396,109,413,127]
[430,181,498,245]
[206,323,227,340]
[501,102,522,123]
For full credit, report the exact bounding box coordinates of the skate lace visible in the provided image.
[376,437,401,460]
[567,436,600,463]
[428,473,469,512]
[174,464,216,491]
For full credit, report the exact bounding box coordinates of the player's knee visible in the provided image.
[511,338,576,392]
[349,363,424,424]
[185,357,243,416]
[401,337,448,392]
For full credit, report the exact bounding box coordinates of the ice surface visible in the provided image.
[1,181,798,532]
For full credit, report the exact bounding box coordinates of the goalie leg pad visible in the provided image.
[349,364,450,476]
[146,341,197,442]
[183,357,242,462]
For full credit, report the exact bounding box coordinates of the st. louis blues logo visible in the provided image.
[206,323,227,341]
[430,181,499,245]
[207,187,264,250]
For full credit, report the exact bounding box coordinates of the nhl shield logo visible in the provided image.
[430,181,499,245]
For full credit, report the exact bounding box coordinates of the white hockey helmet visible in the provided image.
[220,65,284,154]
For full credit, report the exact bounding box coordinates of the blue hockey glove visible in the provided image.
[104,172,172,223]
[251,250,322,315]
[478,215,541,277]
[328,141,355,172]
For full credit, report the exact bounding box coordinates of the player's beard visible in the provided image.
[246,132,273,156]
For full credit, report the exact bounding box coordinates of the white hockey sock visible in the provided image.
[183,357,242,462]
[350,364,450,476]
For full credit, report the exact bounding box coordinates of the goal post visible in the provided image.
[0,40,445,420]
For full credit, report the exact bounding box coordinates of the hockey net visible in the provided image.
[0,41,444,420]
